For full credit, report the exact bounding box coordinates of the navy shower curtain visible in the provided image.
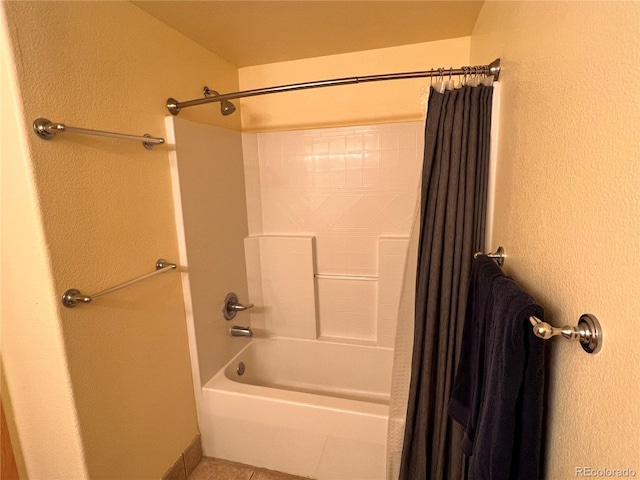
[399,84,493,480]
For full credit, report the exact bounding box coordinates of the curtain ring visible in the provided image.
[463,66,469,87]
[449,67,453,81]
[430,68,434,87]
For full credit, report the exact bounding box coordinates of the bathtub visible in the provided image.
[200,337,393,479]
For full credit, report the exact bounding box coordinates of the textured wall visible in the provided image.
[238,37,471,131]
[1,2,240,478]
[471,2,640,477]
[1,9,88,478]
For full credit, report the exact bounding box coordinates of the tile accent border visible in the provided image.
[161,434,202,480]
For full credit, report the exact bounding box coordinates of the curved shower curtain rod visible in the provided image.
[166,58,501,116]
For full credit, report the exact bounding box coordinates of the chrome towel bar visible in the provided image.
[62,259,176,308]
[33,118,165,149]
[474,247,603,354]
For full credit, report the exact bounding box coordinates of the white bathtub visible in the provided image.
[201,337,393,479]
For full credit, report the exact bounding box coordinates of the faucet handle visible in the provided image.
[223,292,254,320]
[227,302,254,312]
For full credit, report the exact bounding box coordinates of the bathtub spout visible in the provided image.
[230,326,253,338]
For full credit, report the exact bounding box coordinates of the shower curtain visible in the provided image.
[387,82,494,480]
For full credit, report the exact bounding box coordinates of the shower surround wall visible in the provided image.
[169,118,426,479]
[166,117,251,391]
[243,122,424,345]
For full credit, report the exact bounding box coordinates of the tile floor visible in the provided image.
[188,457,312,480]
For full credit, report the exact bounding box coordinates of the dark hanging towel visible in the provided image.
[399,84,493,480]
[448,255,545,480]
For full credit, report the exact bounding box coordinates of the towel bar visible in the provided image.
[33,118,165,149]
[62,259,176,308]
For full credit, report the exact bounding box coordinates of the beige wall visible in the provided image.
[238,37,470,131]
[1,8,88,478]
[471,1,640,477]
[1,1,240,478]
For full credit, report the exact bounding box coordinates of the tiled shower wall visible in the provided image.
[243,122,424,346]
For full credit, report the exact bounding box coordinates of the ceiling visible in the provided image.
[132,1,484,67]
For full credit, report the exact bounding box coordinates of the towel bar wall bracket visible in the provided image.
[474,246,505,266]
[529,314,602,354]
[61,258,176,308]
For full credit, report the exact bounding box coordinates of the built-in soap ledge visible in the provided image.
[317,335,380,348]
[314,273,378,281]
